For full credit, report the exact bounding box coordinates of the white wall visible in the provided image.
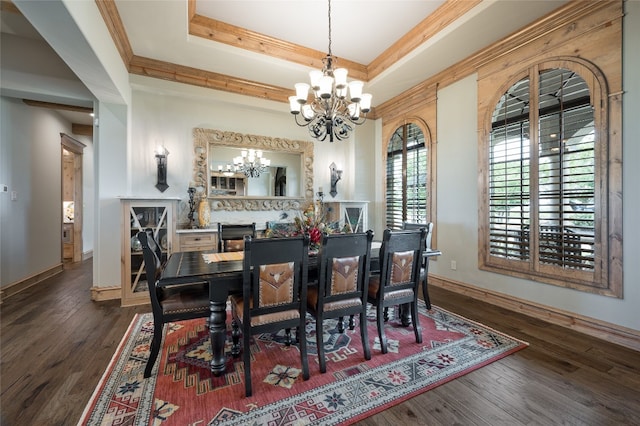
[127,78,375,229]
[427,0,640,331]
[1,97,66,285]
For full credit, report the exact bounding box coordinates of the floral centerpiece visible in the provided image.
[294,201,328,249]
[265,200,344,251]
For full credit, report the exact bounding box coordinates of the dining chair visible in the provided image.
[367,228,426,354]
[307,230,374,373]
[229,234,310,397]
[137,229,210,378]
[402,222,434,309]
[217,222,256,252]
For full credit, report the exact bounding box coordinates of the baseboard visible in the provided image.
[0,264,64,303]
[429,275,640,352]
[91,286,121,302]
[82,250,93,261]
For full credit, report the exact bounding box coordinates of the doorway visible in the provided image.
[61,133,85,263]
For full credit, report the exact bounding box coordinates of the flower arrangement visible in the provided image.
[293,201,328,248]
[265,200,345,250]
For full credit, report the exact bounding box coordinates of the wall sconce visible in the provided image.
[155,145,169,192]
[329,162,342,198]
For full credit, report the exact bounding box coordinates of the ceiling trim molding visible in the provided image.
[22,99,93,113]
[93,0,479,110]
[375,0,609,118]
[71,124,94,137]
[188,13,369,82]
[367,0,481,79]
[94,0,598,124]
[186,0,367,80]
[129,55,292,103]
[1,0,20,14]
[95,0,133,69]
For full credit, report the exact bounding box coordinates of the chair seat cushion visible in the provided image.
[231,295,300,326]
[160,285,209,315]
[368,275,414,301]
[307,286,362,312]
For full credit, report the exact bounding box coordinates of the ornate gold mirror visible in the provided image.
[193,128,314,211]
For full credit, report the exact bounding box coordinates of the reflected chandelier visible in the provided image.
[289,0,372,142]
[233,149,271,178]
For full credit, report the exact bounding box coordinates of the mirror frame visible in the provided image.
[193,128,314,211]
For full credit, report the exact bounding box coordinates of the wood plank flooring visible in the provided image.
[2,259,639,425]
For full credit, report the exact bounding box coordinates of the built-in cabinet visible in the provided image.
[121,198,177,306]
[325,201,369,233]
[176,229,217,252]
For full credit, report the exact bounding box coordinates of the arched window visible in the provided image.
[480,61,620,295]
[386,123,428,229]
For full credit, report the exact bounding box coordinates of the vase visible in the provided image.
[198,199,210,228]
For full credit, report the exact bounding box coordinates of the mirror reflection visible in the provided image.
[209,147,301,197]
[193,128,314,211]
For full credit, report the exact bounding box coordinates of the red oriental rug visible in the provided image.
[79,302,527,425]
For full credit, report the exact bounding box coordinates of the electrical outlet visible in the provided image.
[450,260,457,270]
[11,191,18,201]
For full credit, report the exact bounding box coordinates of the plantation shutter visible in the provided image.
[406,124,427,223]
[488,68,595,274]
[489,76,531,261]
[537,68,595,270]
[386,123,427,229]
[386,128,404,229]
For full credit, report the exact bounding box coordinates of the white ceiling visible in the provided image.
[1,0,571,126]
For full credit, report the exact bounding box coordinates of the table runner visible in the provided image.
[202,252,244,263]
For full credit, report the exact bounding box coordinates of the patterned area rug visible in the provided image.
[79,303,527,425]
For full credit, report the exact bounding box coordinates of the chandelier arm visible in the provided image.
[293,114,311,127]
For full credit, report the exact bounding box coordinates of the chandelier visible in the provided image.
[233,149,271,178]
[288,0,372,142]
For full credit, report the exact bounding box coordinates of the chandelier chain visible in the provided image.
[288,0,371,142]
[327,0,332,57]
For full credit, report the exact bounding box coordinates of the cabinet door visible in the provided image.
[122,201,173,306]
[343,206,365,233]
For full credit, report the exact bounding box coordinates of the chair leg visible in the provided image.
[144,323,163,378]
[383,307,389,322]
[411,301,423,344]
[348,315,355,330]
[299,323,309,380]
[284,328,292,346]
[399,303,411,327]
[317,316,327,373]
[359,311,371,361]
[337,317,344,333]
[422,279,432,310]
[231,319,240,358]
[243,328,252,397]
[377,306,388,354]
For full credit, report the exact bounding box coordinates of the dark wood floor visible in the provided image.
[2,259,639,425]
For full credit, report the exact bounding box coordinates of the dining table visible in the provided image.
[159,242,441,375]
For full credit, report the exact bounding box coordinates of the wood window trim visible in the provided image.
[478,54,622,297]
[382,116,438,247]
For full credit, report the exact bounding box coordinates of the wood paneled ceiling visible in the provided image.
[3,0,575,122]
[102,0,572,115]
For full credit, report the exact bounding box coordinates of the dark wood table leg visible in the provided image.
[208,288,229,376]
